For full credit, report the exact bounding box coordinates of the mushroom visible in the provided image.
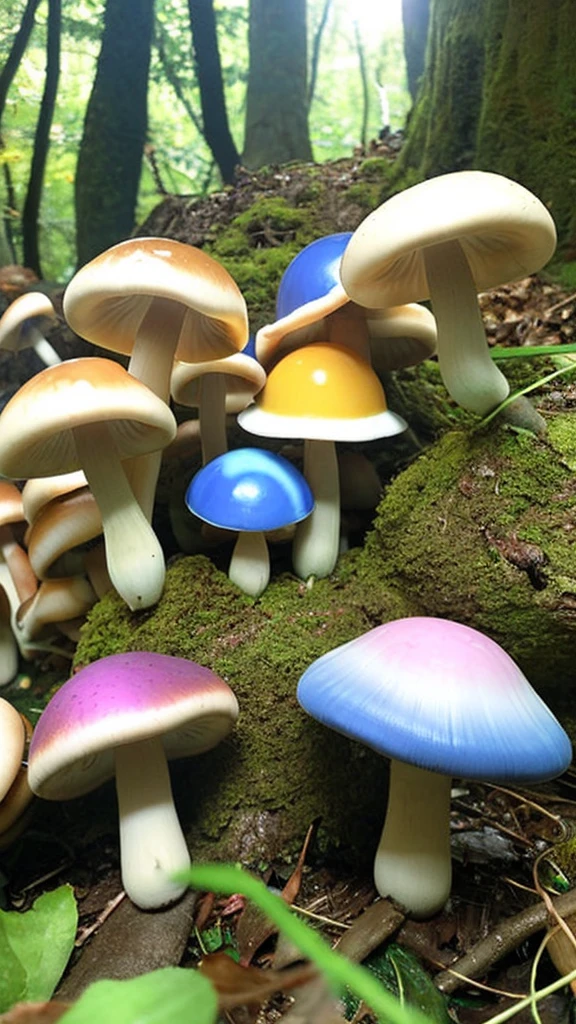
[63,237,249,519]
[28,651,239,909]
[0,292,61,367]
[256,233,437,376]
[0,357,177,610]
[238,343,406,580]
[297,616,572,917]
[0,713,34,848]
[0,586,18,686]
[16,576,98,643]
[185,447,314,597]
[22,471,88,526]
[171,339,266,466]
[0,697,26,802]
[25,486,103,581]
[340,171,557,430]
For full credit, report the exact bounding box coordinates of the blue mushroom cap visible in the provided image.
[297,617,572,784]
[185,447,314,533]
[276,233,353,319]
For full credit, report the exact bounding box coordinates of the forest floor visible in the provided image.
[2,152,576,1024]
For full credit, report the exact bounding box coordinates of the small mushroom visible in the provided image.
[0,698,26,802]
[297,616,572,917]
[185,447,314,597]
[28,652,239,909]
[0,292,61,367]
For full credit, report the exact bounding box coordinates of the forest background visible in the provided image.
[0,0,411,283]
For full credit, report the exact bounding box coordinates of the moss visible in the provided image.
[357,157,392,181]
[74,553,408,867]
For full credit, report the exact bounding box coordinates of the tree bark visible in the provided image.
[21,0,61,276]
[74,0,154,267]
[187,0,240,185]
[243,0,313,169]
[0,0,42,121]
[401,0,430,102]
[397,0,576,247]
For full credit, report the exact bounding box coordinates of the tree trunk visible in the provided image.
[0,0,42,122]
[243,0,313,169]
[187,0,240,185]
[21,0,61,276]
[397,0,576,247]
[74,0,154,267]
[401,0,430,102]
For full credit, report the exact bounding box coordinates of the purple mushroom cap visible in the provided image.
[29,651,239,800]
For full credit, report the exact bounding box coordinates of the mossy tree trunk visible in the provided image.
[74,0,154,267]
[397,0,576,247]
[242,0,313,169]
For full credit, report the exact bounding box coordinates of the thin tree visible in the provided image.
[0,0,43,121]
[187,0,240,184]
[74,0,154,266]
[243,0,313,169]
[21,0,61,276]
[307,0,332,109]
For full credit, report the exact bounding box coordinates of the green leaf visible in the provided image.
[0,884,78,1012]
[58,967,218,1024]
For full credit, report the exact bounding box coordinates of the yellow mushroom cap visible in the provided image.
[238,344,406,442]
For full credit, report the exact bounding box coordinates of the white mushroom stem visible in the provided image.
[374,759,452,918]
[198,375,228,465]
[115,737,190,910]
[73,423,166,610]
[124,297,186,520]
[128,297,186,402]
[25,324,62,367]
[228,531,270,598]
[423,240,510,416]
[292,440,340,581]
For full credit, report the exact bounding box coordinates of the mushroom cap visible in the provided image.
[0,358,177,479]
[26,487,102,580]
[238,343,406,442]
[0,481,25,529]
[171,346,266,415]
[340,171,557,308]
[63,237,248,363]
[22,471,88,525]
[365,303,437,373]
[186,447,314,532]
[28,652,239,800]
[297,616,572,783]
[0,292,57,353]
[0,698,25,801]
[276,233,352,318]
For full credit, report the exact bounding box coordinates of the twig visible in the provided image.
[74,889,126,947]
[544,292,576,317]
[434,886,576,993]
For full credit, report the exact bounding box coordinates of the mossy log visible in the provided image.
[73,411,576,867]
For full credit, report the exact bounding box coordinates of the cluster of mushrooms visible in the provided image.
[0,169,571,919]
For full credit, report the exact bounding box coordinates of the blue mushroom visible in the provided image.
[185,448,314,597]
[297,617,572,918]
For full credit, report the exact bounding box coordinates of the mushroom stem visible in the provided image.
[128,297,185,402]
[374,759,452,918]
[124,298,185,521]
[292,439,340,581]
[229,530,270,598]
[423,239,510,416]
[25,325,62,367]
[115,737,190,910]
[198,375,228,465]
[72,422,166,610]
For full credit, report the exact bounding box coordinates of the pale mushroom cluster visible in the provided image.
[0,171,570,926]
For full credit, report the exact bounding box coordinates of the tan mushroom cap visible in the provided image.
[16,576,97,641]
[22,471,88,525]
[171,351,266,415]
[0,698,25,801]
[0,292,57,352]
[365,303,437,373]
[0,357,177,479]
[26,487,102,580]
[340,171,557,308]
[0,481,25,529]
[63,237,248,363]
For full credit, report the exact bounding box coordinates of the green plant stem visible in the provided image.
[480,362,576,428]
[481,965,576,1024]
[490,344,576,360]
[178,863,429,1024]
